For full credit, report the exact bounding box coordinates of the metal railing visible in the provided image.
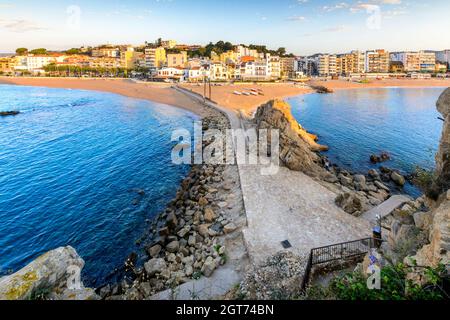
[301,238,380,291]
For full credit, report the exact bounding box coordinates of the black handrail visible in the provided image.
[301,238,380,291]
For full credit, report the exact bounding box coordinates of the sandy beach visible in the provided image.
[181,82,312,115]
[2,77,449,117]
[0,77,212,117]
[310,78,450,90]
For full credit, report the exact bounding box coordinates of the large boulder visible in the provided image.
[335,192,368,216]
[254,100,327,175]
[144,258,167,277]
[0,246,98,300]
[432,88,450,196]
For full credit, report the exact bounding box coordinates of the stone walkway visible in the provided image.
[176,87,372,265]
[361,195,412,225]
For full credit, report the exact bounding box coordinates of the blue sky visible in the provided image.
[0,0,449,54]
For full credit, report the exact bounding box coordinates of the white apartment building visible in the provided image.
[25,55,56,71]
[267,54,281,80]
[436,50,450,66]
[187,67,210,82]
[157,67,185,81]
[209,62,229,81]
[234,45,259,59]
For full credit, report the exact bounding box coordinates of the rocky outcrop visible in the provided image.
[408,197,450,271]
[236,251,308,300]
[254,99,328,175]
[432,88,450,196]
[0,246,99,300]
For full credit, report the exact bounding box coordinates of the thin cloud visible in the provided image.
[0,18,47,32]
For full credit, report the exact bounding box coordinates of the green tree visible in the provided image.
[65,48,81,55]
[30,48,48,55]
[15,48,28,55]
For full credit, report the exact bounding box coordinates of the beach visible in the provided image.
[310,78,450,90]
[180,82,312,115]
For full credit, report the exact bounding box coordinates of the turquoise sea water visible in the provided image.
[0,85,196,286]
[288,87,445,196]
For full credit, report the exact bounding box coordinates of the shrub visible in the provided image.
[327,263,447,300]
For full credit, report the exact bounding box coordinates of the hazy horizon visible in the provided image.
[1,0,450,55]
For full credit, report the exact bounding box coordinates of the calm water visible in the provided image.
[288,87,445,196]
[0,85,196,286]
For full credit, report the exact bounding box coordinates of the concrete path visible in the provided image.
[176,87,372,265]
[361,195,412,225]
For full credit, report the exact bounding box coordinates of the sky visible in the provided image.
[0,0,449,55]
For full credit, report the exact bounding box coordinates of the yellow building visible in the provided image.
[366,50,390,73]
[0,57,15,73]
[167,51,188,68]
[144,47,166,69]
[89,57,121,69]
[120,47,144,69]
[219,50,238,64]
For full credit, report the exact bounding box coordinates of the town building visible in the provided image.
[120,47,143,69]
[144,47,166,69]
[317,54,337,77]
[435,61,448,73]
[267,54,281,80]
[391,51,436,73]
[0,57,16,73]
[234,45,259,59]
[389,61,405,73]
[161,40,177,49]
[89,57,121,69]
[219,50,239,64]
[25,55,56,71]
[209,62,229,81]
[436,50,450,67]
[280,57,295,79]
[167,51,188,68]
[156,67,185,81]
[366,49,390,73]
[92,46,120,58]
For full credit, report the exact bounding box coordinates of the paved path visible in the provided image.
[361,195,412,225]
[176,87,372,265]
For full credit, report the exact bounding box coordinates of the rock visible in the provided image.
[239,251,308,300]
[254,100,327,175]
[144,258,167,277]
[201,257,217,277]
[166,241,180,253]
[204,207,216,223]
[323,173,338,183]
[166,212,178,229]
[0,111,20,117]
[409,199,450,271]
[158,227,170,237]
[380,166,392,174]
[0,246,98,300]
[177,226,190,238]
[147,245,162,258]
[354,175,366,185]
[198,197,208,206]
[335,192,367,216]
[185,265,194,277]
[368,169,381,180]
[198,224,211,238]
[370,154,381,164]
[413,211,433,231]
[223,223,237,234]
[391,171,406,186]
[338,174,353,187]
[188,235,196,246]
[374,180,390,192]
